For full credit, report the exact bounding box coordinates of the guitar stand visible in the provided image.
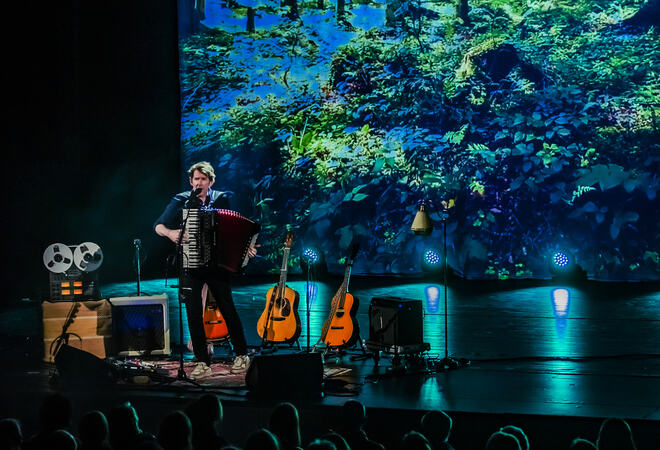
[318,333,371,362]
[258,339,301,355]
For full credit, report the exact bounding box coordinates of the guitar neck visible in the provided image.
[276,247,291,298]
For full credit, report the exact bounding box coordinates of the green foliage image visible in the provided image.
[178,0,660,280]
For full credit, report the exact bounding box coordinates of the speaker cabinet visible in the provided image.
[246,352,323,396]
[109,295,171,356]
[368,297,424,346]
[42,300,112,362]
[55,344,115,385]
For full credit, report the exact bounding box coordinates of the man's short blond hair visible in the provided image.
[188,161,216,182]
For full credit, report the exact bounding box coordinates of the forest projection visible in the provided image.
[177,0,660,280]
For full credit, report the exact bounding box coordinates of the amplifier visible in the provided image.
[368,296,424,346]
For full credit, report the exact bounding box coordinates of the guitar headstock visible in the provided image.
[284,231,294,249]
[347,242,360,266]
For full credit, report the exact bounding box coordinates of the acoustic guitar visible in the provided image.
[202,284,229,341]
[319,243,360,348]
[256,232,301,343]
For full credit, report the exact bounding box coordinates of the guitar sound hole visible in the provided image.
[275,298,291,316]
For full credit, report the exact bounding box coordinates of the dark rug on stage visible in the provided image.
[115,360,352,389]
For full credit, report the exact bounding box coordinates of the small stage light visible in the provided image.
[424,249,442,266]
[302,247,320,265]
[300,246,327,277]
[421,248,444,274]
[552,251,571,269]
[548,249,586,282]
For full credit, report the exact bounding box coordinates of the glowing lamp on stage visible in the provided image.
[548,249,585,281]
[302,247,320,265]
[424,249,441,266]
[551,251,571,270]
[300,245,327,277]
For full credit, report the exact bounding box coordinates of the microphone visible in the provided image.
[185,188,203,207]
[133,239,141,248]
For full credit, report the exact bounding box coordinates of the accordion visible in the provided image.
[182,208,260,273]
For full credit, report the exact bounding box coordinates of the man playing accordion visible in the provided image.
[155,161,257,378]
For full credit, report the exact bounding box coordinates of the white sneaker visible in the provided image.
[190,362,212,379]
[230,355,250,374]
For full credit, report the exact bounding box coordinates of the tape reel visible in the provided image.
[73,242,104,272]
[43,243,74,273]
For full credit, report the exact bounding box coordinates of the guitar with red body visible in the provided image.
[202,284,229,341]
[319,243,360,348]
[257,232,301,343]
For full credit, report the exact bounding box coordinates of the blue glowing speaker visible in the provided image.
[109,295,171,356]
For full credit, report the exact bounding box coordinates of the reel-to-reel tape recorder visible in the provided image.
[43,242,103,300]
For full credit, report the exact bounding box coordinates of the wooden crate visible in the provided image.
[42,300,112,362]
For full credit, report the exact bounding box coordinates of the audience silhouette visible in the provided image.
[596,417,637,450]
[2,389,654,450]
[79,410,111,450]
[320,431,350,450]
[336,400,384,450]
[399,430,432,450]
[50,429,79,450]
[569,437,596,449]
[268,402,303,450]
[185,393,228,450]
[499,426,528,450]
[485,430,521,450]
[245,427,279,450]
[157,410,193,450]
[306,439,337,450]
[23,393,73,450]
[108,401,155,450]
[0,418,23,450]
[420,410,454,450]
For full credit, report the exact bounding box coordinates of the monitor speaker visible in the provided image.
[109,295,171,356]
[246,352,323,396]
[368,297,424,346]
[54,344,115,385]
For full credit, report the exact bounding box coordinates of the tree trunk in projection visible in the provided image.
[337,0,345,23]
[458,0,470,26]
[247,7,255,33]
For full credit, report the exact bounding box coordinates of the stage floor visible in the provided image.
[2,276,659,449]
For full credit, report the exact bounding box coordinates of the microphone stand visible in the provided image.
[172,192,203,384]
[306,262,311,352]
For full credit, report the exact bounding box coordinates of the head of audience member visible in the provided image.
[50,429,78,450]
[420,410,452,446]
[269,402,301,450]
[341,400,367,429]
[185,393,225,448]
[135,441,165,450]
[157,411,193,450]
[320,432,349,450]
[499,426,528,450]
[569,437,596,450]
[485,430,521,450]
[108,401,144,449]
[596,417,637,450]
[79,410,109,447]
[245,428,279,450]
[0,418,22,450]
[399,430,432,450]
[306,439,337,450]
[39,393,73,432]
